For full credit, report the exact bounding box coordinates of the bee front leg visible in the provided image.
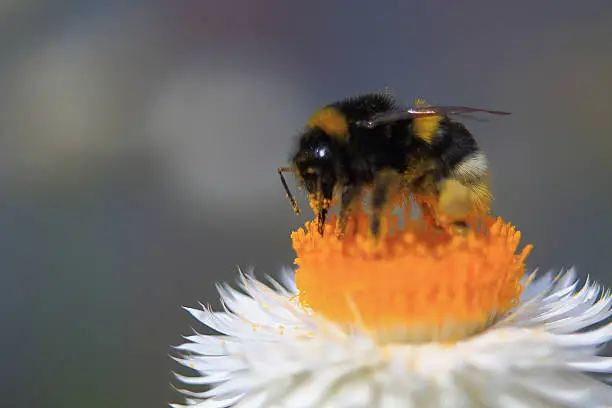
[314,180,335,235]
[278,167,300,215]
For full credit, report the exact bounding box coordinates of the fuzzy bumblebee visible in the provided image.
[278,91,510,237]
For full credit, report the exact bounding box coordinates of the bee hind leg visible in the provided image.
[449,220,469,235]
[437,178,478,234]
[415,198,444,230]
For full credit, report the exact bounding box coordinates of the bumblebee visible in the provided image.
[278,91,510,237]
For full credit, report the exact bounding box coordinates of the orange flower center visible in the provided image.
[291,207,533,343]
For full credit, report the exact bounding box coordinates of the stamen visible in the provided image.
[292,209,533,343]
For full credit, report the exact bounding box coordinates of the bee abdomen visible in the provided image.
[451,151,489,185]
[450,151,492,213]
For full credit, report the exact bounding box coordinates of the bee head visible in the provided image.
[293,129,338,195]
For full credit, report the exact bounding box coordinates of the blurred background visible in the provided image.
[1,1,611,406]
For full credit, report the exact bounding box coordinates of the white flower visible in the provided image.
[171,267,612,408]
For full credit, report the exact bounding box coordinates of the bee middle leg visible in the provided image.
[337,185,362,237]
[371,171,401,238]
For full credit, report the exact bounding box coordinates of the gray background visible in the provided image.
[1,1,611,407]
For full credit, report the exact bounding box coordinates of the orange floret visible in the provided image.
[292,207,533,343]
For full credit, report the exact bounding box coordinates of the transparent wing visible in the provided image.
[356,106,511,128]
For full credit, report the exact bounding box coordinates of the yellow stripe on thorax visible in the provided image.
[307,107,348,140]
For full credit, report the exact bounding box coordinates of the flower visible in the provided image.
[171,209,612,407]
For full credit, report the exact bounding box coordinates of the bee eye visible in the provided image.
[315,146,329,158]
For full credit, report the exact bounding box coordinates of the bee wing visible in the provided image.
[437,106,512,116]
[354,110,434,128]
[355,106,510,128]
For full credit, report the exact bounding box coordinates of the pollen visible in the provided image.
[292,208,533,343]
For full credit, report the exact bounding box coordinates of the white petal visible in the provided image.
[172,268,612,407]
[170,394,243,408]
[173,371,231,385]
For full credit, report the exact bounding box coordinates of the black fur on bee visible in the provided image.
[278,91,509,237]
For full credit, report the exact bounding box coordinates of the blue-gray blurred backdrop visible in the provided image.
[1,1,611,407]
